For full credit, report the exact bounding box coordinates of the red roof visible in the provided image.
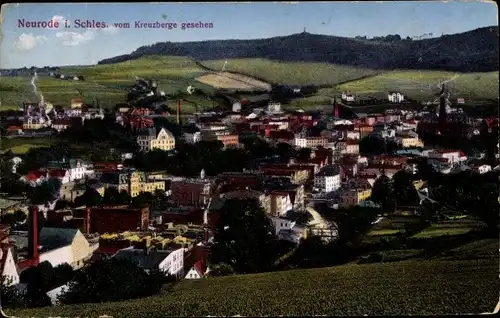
[24,170,47,182]
[406,120,417,125]
[7,126,23,131]
[193,260,206,277]
[49,169,68,178]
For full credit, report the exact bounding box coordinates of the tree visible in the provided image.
[58,258,164,304]
[22,261,54,308]
[74,186,102,207]
[208,263,234,277]
[52,263,75,288]
[370,175,396,213]
[392,170,420,207]
[1,275,25,309]
[332,206,381,245]
[276,142,296,163]
[102,187,121,205]
[209,198,278,274]
[131,192,154,208]
[28,178,62,205]
[13,210,27,223]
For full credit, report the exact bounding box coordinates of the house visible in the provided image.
[23,116,46,130]
[427,149,467,165]
[388,91,405,103]
[271,216,308,245]
[46,158,92,182]
[129,171,165,197]
[269,191,293,217]
[294,136,328,149]
[170,178,212,208]
[395,131,424,148]
[184,260,209,279]
[52,119,72,132]
[183,131,202,144]
[70,99,83,109]
[340,187,372,207]
[137,127,176,152]
[267,102,281,114]
[472,164,492,174]
[222,189,271,215]
[113,246,184,278]
[17,209,96,272]
[313,165,341,193]
[1,246,20,286]
[344,139,359,155]
[49,169,71,184]
[341,92,356,102]
[20,170,49,186]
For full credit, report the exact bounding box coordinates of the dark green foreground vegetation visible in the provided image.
[6,258,498,317]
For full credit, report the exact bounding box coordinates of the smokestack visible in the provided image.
[332,98,339,118]
[439,84,447,134]
[28,206,40,265]
[85,207,91,234]
[177,99,182,125]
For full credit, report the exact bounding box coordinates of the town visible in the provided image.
[0,2,498,316]
[1,74,498,312]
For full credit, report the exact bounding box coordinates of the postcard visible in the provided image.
[0,2,498,317]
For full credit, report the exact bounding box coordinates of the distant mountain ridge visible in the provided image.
[98,26,499,72]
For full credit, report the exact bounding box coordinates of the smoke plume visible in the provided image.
[30,71,45,105]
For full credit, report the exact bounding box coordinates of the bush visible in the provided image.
[359,252,385,264]
[208,263,234,277]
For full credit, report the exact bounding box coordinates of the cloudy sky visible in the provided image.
[1,1,497,69]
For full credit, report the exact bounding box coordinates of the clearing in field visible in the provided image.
[200,58,378,86]
[196,71,272,91]
[8,258,498,317]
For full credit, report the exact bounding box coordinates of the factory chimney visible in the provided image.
[438,83,447,135]
[177,99,182,125]
[333,98,340,118]
[27,206,40,266]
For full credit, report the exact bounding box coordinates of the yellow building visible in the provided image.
[71,183,105,201]
[398,136,424,148]
[341,188,372,207]
[22,117,45,130]
[71,99,83,109]
[137,127,176,152]
[129,171,165,197]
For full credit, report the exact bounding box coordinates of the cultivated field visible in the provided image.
[196,71,272,91]
[0,56,216,110]
[8,257,498,317]
[0,137,56,154]
[200,58,379,86]
[318,70,499,102]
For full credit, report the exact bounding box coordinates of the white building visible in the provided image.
[0,247,20,287]
[232,102,241,112]
[388,92,405,103]
[113,246,184,278]
[184,260,209,280]
[267,102,281,114]
[270,216,307,245]
[46,159,92,182]
[341,92,355,102]
[183,131,202,144]
[473,164,492,174]
[313,165,341,193]
[427,150,467,165]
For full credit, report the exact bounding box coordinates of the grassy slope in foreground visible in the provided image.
[200,58,379,85]
[9,258,498,317]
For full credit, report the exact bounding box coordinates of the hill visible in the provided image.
[7,257,497,317]
[98,26,499,72]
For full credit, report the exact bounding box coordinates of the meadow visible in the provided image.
[1,56,497,112]
[7,257,498,317]
[200,58,379,86]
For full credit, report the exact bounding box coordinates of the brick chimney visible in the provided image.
[85,207,91,234]
[27,206,40,265]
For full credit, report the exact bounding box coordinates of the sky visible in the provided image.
[1,1,498,69]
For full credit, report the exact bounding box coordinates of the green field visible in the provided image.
[200,58,379,86]
[318,70,499,102]
[8,257,498,317]
[2,57,497,111]
[0,56,217,111]
[0,137,55,154]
